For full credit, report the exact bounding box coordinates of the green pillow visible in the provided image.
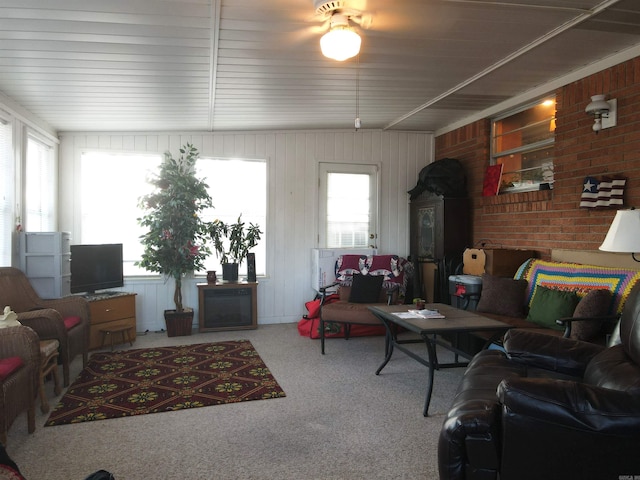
[527,286,579,330]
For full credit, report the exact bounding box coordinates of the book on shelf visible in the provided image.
[393,309,445,319]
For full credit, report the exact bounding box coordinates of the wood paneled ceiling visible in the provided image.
[1,0,640,133]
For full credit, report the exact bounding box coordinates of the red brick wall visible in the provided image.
[434,56,640,260]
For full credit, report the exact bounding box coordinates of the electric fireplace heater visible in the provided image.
[198,282,258,332]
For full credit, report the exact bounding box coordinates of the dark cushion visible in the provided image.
[570,289,612,341]
[527,286,579,330]
[348,274,384,303]
[476,274,528,317]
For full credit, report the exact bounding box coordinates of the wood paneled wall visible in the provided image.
[58,130,433,332]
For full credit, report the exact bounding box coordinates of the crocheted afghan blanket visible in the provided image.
[515,258,640,314]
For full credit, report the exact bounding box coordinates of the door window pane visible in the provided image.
[319,163,378,249]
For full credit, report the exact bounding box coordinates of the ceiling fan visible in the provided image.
[312,0,373,61]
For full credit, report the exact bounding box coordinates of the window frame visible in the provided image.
[0,113,14,266]
[318,162,379,249]
[77,149,267,279]
[24,131,57,232]
[195,155,267,277]
[491,96,556,194]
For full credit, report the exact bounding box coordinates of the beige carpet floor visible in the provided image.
[6,323,465,480]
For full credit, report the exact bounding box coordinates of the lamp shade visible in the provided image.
[320,26,361,61]
[585,94,610,115]
[599,209,640,253]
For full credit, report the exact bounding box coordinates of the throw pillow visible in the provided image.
[348,274,384,303]
[0,356,24,381]
[476,274,528,317]
[527,286,579,330]
[570,289,612,341]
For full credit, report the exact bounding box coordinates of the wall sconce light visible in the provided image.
[320,13,361,61]
[599,208,640,262]
[585,94,617,133]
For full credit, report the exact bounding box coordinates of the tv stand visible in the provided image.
[87,292,137,350]
[82,290,124,300]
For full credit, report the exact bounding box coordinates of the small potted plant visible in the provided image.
[209,215,262,281]
[137,143,213,336]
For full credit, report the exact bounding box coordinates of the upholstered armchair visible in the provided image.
[319,254,413,354]
[438,281,640,480]
[0,326,40,445]
[0,267,90,386]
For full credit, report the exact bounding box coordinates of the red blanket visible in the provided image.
[297,296,386,339]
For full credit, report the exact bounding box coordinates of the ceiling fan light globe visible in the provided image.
[320,27,361,61]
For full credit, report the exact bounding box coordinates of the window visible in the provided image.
[79,151,267,277]
[0,117,12,266]
[197,158,266,276]
[319,163,378,249]
[491,97,556,193]
[80,152,162,275]
[25,134,56,231]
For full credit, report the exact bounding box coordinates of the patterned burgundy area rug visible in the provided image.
[45,340,286,426]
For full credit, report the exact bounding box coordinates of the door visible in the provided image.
[318,163,378,249]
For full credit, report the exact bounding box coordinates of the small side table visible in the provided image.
[39,339,61,413]
[100,326,134,351]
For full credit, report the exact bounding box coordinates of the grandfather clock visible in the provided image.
[410,191,470,302]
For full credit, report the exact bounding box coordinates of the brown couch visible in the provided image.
[471,259,640,345]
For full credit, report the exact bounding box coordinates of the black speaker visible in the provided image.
[247,253,256,282]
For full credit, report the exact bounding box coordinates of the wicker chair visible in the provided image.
[0,267,90,386]
[0,326,40,445]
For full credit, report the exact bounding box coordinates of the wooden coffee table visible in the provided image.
[369,303,512,416]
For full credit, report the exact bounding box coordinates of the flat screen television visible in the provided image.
[70,243,124,294]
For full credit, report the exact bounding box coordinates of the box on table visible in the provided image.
[483,249,536,277]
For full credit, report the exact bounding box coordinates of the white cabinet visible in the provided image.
[19,232,71,298]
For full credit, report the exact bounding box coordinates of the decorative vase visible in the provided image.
[206,270,217,284]
[222,263,239,282]
[164,308,194,337]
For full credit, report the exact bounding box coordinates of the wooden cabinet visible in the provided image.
[18,232,71,298]
[198,282,257,332]
[87,293,137,350]
[410,193,470,262]
[410,193,470,303]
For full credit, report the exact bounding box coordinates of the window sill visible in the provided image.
[481,188,552,213]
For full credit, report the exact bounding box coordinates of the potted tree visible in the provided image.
[209,215,262,282]
[137,143,213,336]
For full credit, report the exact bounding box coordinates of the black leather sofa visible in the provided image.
[438,281,640,480]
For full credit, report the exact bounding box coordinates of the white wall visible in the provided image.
[58,130,434,332]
